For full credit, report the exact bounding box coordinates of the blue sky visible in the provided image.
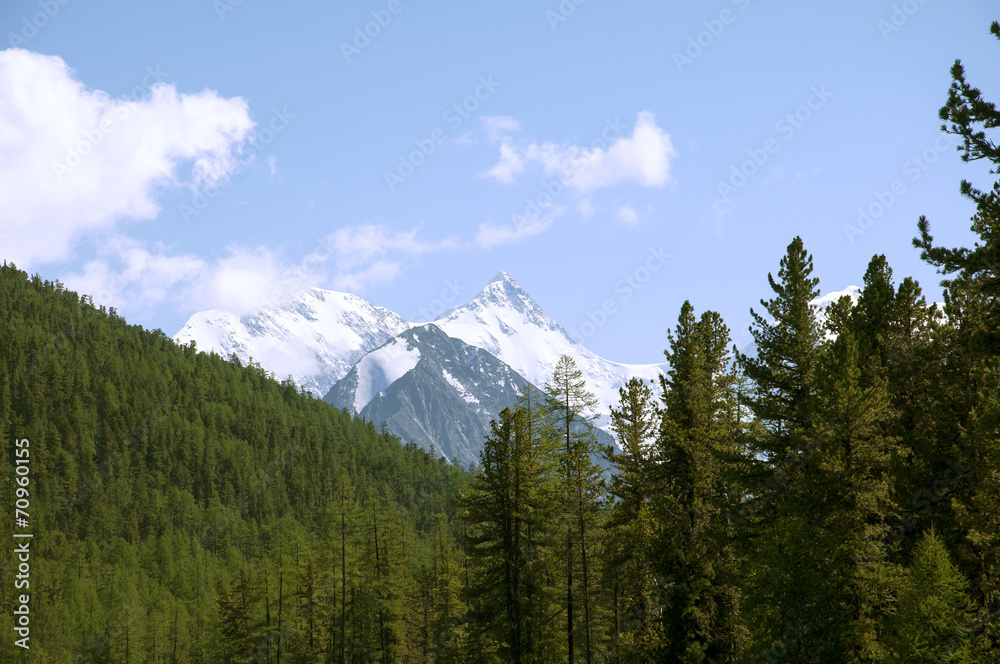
[1,0,997,364]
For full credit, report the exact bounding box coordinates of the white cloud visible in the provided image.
[64,223,460,316]
[0,49,255,269]
[481,115,521,143]
[62,240,300,317]
[616,204,640,226]
[320,224,460,293]
[474,202,566,250]
[481,111,676,194]
[578,198,598,219]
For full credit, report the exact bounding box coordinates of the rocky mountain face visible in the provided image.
[174,273,662,465]
[324,324,530,465]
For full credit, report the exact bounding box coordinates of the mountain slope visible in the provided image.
[433,272,667,430]
[325,324,531,465]
[173,287,410,396]
[0,265,469,659]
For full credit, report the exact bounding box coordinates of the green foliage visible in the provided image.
[653,302,746,664]
[890,529,983,663]
[0,263,469,661]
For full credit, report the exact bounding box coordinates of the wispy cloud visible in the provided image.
[474,202,566,250]
[64,222,460,317]
[321,224,461,293]
[481,111,677,194]
[481,115,521,143]
[616,204,640,226]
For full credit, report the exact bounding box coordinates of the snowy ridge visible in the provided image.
[353,337,421,413]
[442,368,480,404]
[813,286,862,339]
[173,287,410,396]
[324,324,531,465]
[434,272,666,431]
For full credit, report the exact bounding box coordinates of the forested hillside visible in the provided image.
[0,265,472,661]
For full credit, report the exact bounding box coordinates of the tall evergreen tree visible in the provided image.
[736,236,823,448]
[911,23,1000,654]
[605,377,661,662]
[890,529,984,663]
[735,238,825,657]
[463,406,549,664]
[545,355,605,664]
[653,302,747,664]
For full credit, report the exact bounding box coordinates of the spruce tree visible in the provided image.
[653,302,746,664]
[736,236,823,448]
[463,406,549,664]
[891,529,983,663]
[735,238,824,658]
[807,326,898,662]
[605,377,661,661]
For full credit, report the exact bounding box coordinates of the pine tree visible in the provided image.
[604,378,661,661]
[735,238,824,658]
[463,406,549,663]
[736,236,823,449]
[911,23,1000,653]
[890,529,983,663]
[807,326,898,662]
[653,302,747,664]
[913,21,1000,357]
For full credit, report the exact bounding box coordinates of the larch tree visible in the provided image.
[545,355,605,664]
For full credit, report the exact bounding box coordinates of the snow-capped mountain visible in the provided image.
[324,324,531,465]
[172,272,663,460]
[434,272,667,431]
[173,288,410,396]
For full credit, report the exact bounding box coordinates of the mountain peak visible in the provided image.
[474,271,539,312]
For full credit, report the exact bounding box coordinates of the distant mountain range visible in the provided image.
[174,273,862,466]
[175,272,663,465]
